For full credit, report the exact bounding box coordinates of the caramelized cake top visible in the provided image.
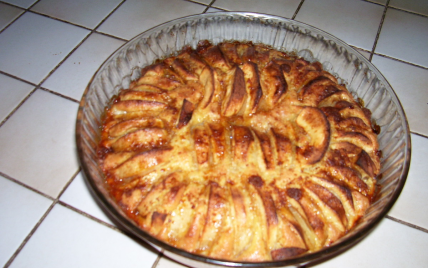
[98,41,380,262]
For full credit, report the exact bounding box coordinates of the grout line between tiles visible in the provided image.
[386,215,428,234]
[388,5,428,19]
[0,0,128,117]
[17,3,130,43]
[360,0,428,18]
[0,70,38,87]
[0,9,25,35]
[411,132,428,140]
[350,45,371,53]
[201,0,215,13]
[28,9,95,30]
[37,32,93,86]
[56,169,81,199]
[3,168,87,267]
[207,5,227,12]
[360,0,387,8]
[27,0,41,9]
[3,201,56,268]
[93,0,126,31]
[57,201,122,233]
[151,253,163,268]
[209,3,229,11]
[369,0,390,62]
[0,171,55,201]
[25,0,129,106]
[0,87,37,129]
[0,84,78,130]
[56,200,160,259]
[292,0,305,20]
[0,0,25,9]
[0,0,42,34]
[39,87,80,103]
[182,0,211,10]
[0,27,90,128]
[372,52,428,70]
[93,31,129,42]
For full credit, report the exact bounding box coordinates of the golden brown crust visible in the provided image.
[98,41,380,262]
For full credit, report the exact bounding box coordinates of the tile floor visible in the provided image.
[0,0,427,267]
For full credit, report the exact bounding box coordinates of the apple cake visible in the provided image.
[98,41,381,262]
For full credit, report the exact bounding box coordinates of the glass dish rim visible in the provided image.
[76,11,411,267]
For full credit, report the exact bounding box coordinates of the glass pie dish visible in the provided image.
[76,12,411,267]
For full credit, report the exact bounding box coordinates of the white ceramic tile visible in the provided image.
[9,204,158,268]
[390,0,428,16]
[212,0,301,18]
[0,175,52,267]
[0,74,34,122]
[156,256,190,268]
[31,0,122,29]
[388,134,428,229]
[97,0,205,40]
[376,8,428,68]
[188,0,211,5]
[0,90,79,198]
[368,0,387,4]
[0,12,89,84]
[1,0,36,8]
[0,2,24,31]
[295,0,384,51]
[309,219,428,267]
[206,7,224,13]
[60,172,113,225]
[42,33,125,100]
[371,55,428,136]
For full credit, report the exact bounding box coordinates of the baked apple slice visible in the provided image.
[130,83,164,93]
[118,90,169,103]
[111,148,171,179]
[286,187,326,250]
[179,184,210,252]
[219,42,241,65]
[248,176,278,248]
[198,66,215,109]
[198,182,231,256]
[254,130,275,170]
[260,61,288,109]
[356,150,378,178]
[241,62,263,115]
[299,76,339,106]
[272,129,293,166]
[177,99,195,129]
[108,118,164,138]
[192,124,211,165]
[110,128,168,152]
[198,42,231,73]
[296,107,330,165]
[232,125,254,163]
[175,49,207,76]
[208,123,228,164]
[137,63,183,91]
[110,100,168,120]
[222,66,247,117]
[237,43,256,62]
[170,58,198,81]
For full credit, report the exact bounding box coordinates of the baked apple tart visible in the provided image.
[98,41,380,262]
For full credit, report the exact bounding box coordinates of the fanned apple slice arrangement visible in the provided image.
[98,41,381,262]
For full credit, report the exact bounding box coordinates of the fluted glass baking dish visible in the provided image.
[76,12,410,267]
